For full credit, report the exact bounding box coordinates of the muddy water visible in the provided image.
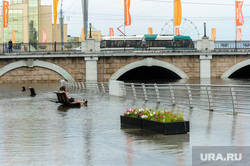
[0,82,250,165]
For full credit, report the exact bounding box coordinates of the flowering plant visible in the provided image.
[123,108,184,123]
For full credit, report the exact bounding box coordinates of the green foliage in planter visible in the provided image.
[123,109,140,118]
[123,108,184,123]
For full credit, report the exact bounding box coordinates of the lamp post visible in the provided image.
[203,22,207,37]
[60,0,64,51]
[82,0,88,40]
[89,23,92,38]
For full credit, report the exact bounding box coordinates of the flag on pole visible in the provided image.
[109,28,114,36]
[42,29,47,44]
[82,28,85,41]
[236,28,242,42]
[125,0,131,26]
[236,1,244,26]
[54,0,59,27]
[148,27,153,35]
[175,28,180,35]
[174,0,182,26]
[12,30,16,43]
[3,1,9,28]
[211,28,216,41]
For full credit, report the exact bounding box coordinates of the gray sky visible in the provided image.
[42,0,250,40]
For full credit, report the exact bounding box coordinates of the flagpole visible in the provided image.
[54,26,55,42]
[124,24,125,51]
[83,0,87,40]
[235,0,237,41]
[173,0,175,36]
[2,0,4,52]
[235,0,237,50]
[124,0,125,51]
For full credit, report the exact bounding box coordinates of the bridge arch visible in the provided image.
[109,57,189,80]
[0,59,75,81]
[221,59,250,78]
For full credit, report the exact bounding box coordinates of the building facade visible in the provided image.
[0,0,67,44]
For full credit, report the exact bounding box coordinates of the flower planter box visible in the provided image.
[142,119,189,135]
[120,116,142,128]
[120,116,189,135]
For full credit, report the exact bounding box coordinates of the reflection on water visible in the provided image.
[121,126,190,166]
[0,79,250,165]
[121,126,190,149]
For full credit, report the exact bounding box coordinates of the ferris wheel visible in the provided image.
[160,18,200,41]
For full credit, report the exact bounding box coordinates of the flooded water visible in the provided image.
[0,81,250,166]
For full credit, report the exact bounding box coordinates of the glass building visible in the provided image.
[1,0,67,44]
[3,10,21,43]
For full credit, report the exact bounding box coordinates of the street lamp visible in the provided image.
[203,22,207,37]
[89,23,92,38]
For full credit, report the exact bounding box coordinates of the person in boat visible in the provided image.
[59,86,87,104]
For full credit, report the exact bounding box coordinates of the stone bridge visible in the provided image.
[0,38,250,84]
[0,51,250,84]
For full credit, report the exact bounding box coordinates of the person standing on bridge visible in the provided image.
[6,42,9,53]
[8,39,13,53]
[141,37,146,50]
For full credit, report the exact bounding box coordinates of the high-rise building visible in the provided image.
[0,0,67,43]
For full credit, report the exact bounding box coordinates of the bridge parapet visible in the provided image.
[81,39,100,53]
[197,37,214,52]
[1,37,250,54]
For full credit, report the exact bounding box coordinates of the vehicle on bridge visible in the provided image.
[100,34,194,50]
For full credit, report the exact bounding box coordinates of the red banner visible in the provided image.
[174,0,182,26]
[175,28,180,35]
[148,27,153,35]
[125,0,131,26]
[109,28,114,36]
[12,30,16,43]
[3,1,9,28]
[236,1,244,26]
[54,0,59,27]
[211,28,216,41]
[42,29,47,44]
[236,28,242,42]
[82,28,85,41]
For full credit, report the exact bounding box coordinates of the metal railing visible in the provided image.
[214,40,250,52]
[120,83,250,114]
[1,40,250,53]
[62,81,109,94]
[0,42,82,53]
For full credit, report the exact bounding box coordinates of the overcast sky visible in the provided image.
[42,0,250,40]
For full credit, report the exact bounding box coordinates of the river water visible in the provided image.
[0,79,250,166]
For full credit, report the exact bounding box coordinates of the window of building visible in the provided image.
[13,0,22,4]
[3,9,23,43]
[29,0,39,45]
